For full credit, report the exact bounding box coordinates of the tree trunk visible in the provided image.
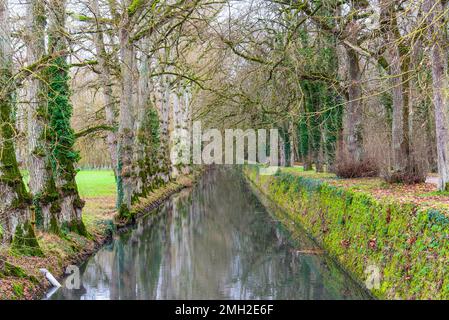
[344,46,364,163]
[169,80,192,175]
[150,57,171,184]
[26,0,61,232]
[134,39,149,196]
[0,0,41,254]
[304,121,313,171]
[289,121,298,167]
[158,72,171,181]
[388,45,406,173]
[424,0,449,190]
[90,0,118,177]
[181,84,192,174]
[380,0,412,178]
[116,11,136,217]
[134,37,164,197]
[279,134,286,167]
[170,83,182,179]
[319,125,327,172]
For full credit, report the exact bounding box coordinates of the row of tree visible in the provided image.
[0,0,209,252]
[195,0,449,191]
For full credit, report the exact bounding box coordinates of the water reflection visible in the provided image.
[50,168,369,300]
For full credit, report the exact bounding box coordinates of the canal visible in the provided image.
[48,167,369,300]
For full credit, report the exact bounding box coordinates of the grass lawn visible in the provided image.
[22,169,116,198]
[75,170,116,198]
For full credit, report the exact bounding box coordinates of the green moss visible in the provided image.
[0,95,31,208]
[1,262,25,278]
[118,203,131,220]
[33,176,60,230]
[11,222,43,257]
[61,219,89,238]
[74,219,88,237]
[49,215,60,235]
[12,283,24,298]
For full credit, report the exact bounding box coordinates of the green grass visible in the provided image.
[418,190,449,197]
[280,166,336,179]
[280,166,304,174]
[75,170,116,197]
[22,170,116,198]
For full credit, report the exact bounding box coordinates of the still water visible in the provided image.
[49,168,369,300]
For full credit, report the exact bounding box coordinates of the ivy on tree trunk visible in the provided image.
[46,0,86,235]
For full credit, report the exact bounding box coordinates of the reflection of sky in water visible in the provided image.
[49,168,370,300]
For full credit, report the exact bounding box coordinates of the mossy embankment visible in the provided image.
[0,170,198,300]
[115,174,198,228]
[244,165,449,300]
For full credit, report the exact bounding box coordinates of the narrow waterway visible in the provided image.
[48,168,370,300]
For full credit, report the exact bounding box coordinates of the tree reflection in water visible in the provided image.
[49,167,370,300]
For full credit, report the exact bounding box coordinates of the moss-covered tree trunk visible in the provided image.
[0,0,41,255]
[133,38,163,198]
[26,0,61,232]
[116,10,136,218]
[47,0,86,235]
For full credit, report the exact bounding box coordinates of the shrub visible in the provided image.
[333,158,379,178]
[382,161,427,184]
[383,169,426,184]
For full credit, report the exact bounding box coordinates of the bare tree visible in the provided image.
[424,0,449,190]
[90,0,118,177]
